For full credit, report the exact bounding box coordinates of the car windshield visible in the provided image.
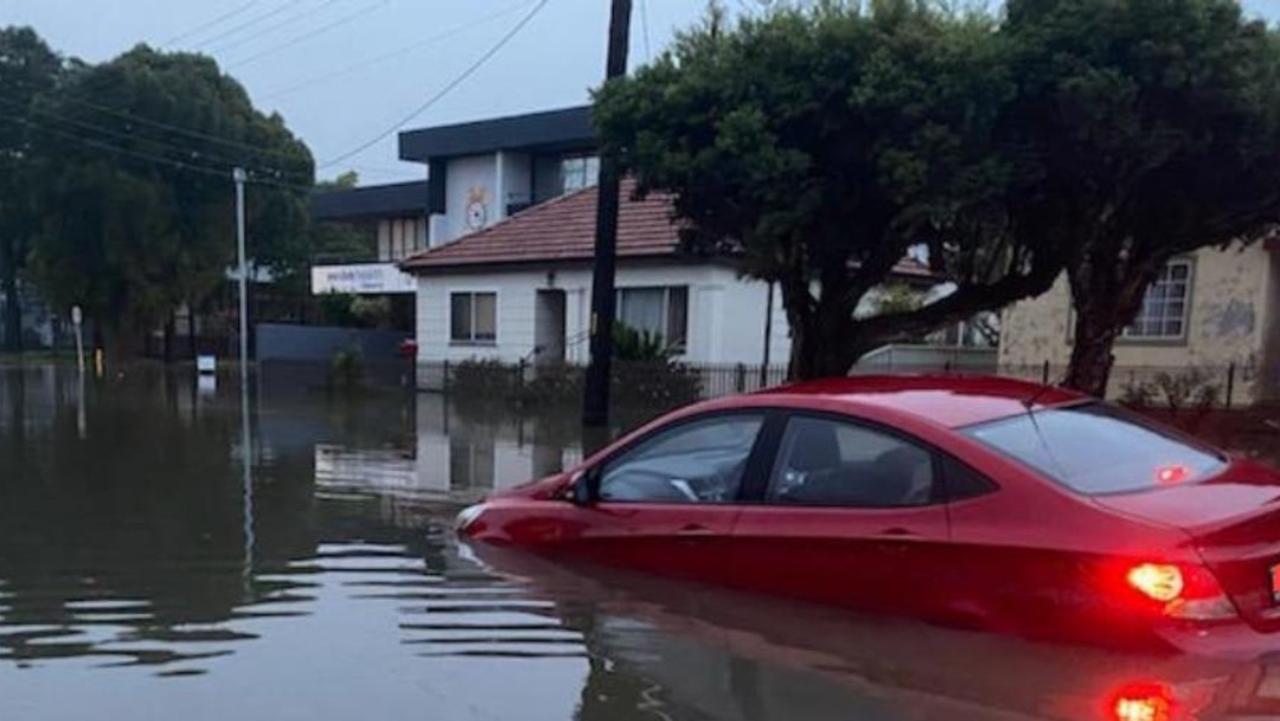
[962,403,1227,495]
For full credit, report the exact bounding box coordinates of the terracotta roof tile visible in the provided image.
[401,179,936,280]
[402,179,676,271]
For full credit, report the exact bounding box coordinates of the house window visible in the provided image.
[450,292,497,344]
[617,286,688,351]
[1123,260,1192,339]
[561,155,600,193]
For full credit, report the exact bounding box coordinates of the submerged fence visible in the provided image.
[413,357,1267,411]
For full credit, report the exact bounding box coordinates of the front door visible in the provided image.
[565,412,770,584]
[730,413,950,617]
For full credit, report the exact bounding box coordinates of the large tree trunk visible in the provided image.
[781,277,858,380]
[1062,310,1121,397]
[1061,258,1156,397]
[1,242,21,353]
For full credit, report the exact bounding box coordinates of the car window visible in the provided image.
[962,402,1226,495]
[766,416,938,507]
[598,414,765,504]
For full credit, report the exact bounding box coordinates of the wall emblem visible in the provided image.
[465,187,489,231]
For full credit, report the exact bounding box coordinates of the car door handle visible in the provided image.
[676,523,716,537]
[876,527,917,539]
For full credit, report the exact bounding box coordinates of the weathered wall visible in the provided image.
[998,244,1276,403]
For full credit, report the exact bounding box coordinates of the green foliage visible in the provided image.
[612,323,675,362]
[327,346,365,391]
[0,27,63,351]
[1001,0,1280,394]
[594,1,1065,378]
[18,42,313,356]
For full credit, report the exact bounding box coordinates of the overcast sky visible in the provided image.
[2,0,1278,186]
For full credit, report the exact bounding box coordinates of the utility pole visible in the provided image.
[582,0,632,428]
[233,166,255,589]
[233,167,249,386]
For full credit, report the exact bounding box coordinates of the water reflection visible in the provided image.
[1,362,1279,720]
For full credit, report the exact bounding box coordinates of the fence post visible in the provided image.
[735,363,746,393]
[1226,362,1236,410]
[442,359,450,394]
[1041,360,1050,385]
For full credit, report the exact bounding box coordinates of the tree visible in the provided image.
[0,27,63,352]
[594,2,1066,379]
[25,45,313,358]
[311,170,377,264]
[1003,0,1280,395]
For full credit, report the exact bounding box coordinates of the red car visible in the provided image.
[456,375,1280,653]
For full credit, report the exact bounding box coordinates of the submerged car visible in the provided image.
[456,375,1280,652]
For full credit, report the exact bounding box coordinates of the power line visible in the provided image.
[229,0,388,69]
[0,75,309,163]
[208,0,344,55]
[0,114,309,190]
[320,0,552,169]
[163,0,263,47]
[191,0,306,50]
[0,98,312,184]
[257,0,535,101]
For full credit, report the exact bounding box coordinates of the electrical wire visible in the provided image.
[162,0,263,47]
[319,0,552,169]
[0,108,313,187]
[228,0,388,69]
[208,0,344,55]
[0,114,310,191]
[0,75,308,164]
[191,0,307,50]
[257,0,535,100]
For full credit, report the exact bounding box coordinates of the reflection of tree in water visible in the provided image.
[0,366,319,670]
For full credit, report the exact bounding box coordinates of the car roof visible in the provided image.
[748,374,1088,429]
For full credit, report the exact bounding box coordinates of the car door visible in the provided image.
[566,411,771,585]
[730,412,951,617]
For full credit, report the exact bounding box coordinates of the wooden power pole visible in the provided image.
[582,0,633,428]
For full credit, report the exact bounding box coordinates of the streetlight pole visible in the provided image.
[582,0,632,428]
[232,166,255,591]
[234,167,248,382]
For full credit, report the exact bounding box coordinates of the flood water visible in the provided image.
[2,361,1280,721]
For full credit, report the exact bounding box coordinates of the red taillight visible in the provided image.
[1110,683,1173,721]
[1127,563,1183,603]
[1124,562,1236,621]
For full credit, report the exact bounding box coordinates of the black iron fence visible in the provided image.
[416,358,1265,410]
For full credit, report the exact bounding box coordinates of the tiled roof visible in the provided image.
[401,179,937,279]
[402,179,676,271]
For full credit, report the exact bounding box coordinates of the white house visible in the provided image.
[400,179,936,375]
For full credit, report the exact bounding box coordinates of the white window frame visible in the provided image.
[1121,259,1193,341]
[449,290,498,345]
[616,285,689,353]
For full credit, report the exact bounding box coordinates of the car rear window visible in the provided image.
[962,402,1226,495]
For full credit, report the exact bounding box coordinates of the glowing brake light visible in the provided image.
[1111,683,1173,721]
[1124,562,1236,621]
[1127,563,1184,603]
[1154,464,1189,485]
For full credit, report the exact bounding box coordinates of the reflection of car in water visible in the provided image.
[457,375,1280,655]
[462,541,1276,721]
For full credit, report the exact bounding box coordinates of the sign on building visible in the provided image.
[311,263,416,295]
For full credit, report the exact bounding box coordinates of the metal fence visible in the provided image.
[415,357,1265,409]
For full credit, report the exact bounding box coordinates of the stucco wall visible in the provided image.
[413,262,791,368]
[998,244,1275,403]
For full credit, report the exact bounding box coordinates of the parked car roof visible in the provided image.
[747,374,1087,429]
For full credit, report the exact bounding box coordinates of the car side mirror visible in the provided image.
[569,467,599,506]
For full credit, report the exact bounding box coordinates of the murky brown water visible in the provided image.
[1,361,1279,720]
